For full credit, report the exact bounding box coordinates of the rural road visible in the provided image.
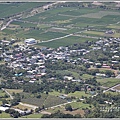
[40,33,73,43]
[1,19,13,31]
[46,100,76,109]
[2,88,14,99]
[19,102,38,110]
[103,84,120,93]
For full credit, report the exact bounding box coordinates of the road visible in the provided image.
[40,33,73,43]
[2,88,13,99]
[19,102,38,110]
[1,19,13,31]
[103,84,120,93]
[46,100,76,109]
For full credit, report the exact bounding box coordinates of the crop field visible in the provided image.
[59,8,101,16]
[97,78,120,87]
[21,93,67,108]
[38,36,97,48]
[0,3,120,48]
[0,2,46,18]
[80,11,120,18]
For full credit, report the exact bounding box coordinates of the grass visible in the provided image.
[46,106,64,113]
[38,36,97,48]
[97,78,120,87]
[60,8,101,16]
[0,2,44,18]
[0,112,11,118]
[11,21,37,28]
[13,104,33,111]
[81,74,94,80]
[80,11,120,18]
[21,113,43,118]
[49,90,63,96]
[0,90,6,97]
[83,30,105,36]
[68,91,91,98]
[105,91,120,96]
[68,101,91,109]
[5,89,23,95]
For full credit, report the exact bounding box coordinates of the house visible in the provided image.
[0,106,9,111]
[96,73,106,77]
[64,76,73,80]
[24,38,36,45]
[59,95,66,99]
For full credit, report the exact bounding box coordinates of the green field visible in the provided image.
[68,102,92,109]
[0,112,11,118]
[49,90,64,96]
[21,93,67,108]
[80,11,120,18]
[0,3,47,18]
[5,89,23,94]
[38,36,97,48]
[81,74,94,80]
[68,91,91,98]
[97,78,120,87]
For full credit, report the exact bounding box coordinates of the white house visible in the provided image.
[24,38,36,45]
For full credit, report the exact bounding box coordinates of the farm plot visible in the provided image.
[80,11,120,18]
[97,78,120,88]
[0,2,45,18]
[11,21,37,28]
[44,95,67,108]
[23,7,76,22]
[21,93,67,108]
[38,36,96,48]
[59,8,101,16]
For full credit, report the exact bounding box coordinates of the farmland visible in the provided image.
[0,2,120,118]
[97,78,120,87]
[20,92,67,108]
[0,2,120,47]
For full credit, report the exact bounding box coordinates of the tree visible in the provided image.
[65,104,72,111]
[0,110,2,114]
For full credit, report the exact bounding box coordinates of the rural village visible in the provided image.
[0,1,120,118]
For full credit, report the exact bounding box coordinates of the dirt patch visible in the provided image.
[113,84,120,90]
[92,2,103,6]
[41,111,51,115]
